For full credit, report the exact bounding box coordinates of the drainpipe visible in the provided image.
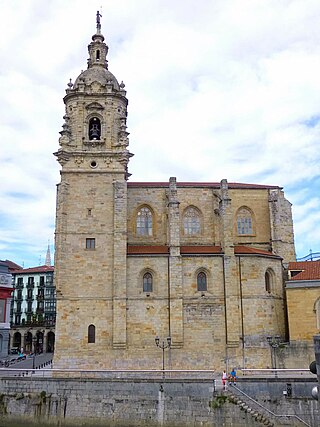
[238,257,245,370]
[222,256,229,371]
[167,253,171,337]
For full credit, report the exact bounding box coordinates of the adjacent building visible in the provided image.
[0,261,14,358]
[286,260,320,342]
[53,15,296,371]
[10,264,56,353]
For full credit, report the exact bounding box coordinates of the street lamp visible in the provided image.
[266,335,281,375]
[32,336,37,370]
[155,336,171,378]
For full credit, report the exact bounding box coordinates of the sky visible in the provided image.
[0,0,320,268]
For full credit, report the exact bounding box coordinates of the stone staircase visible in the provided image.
[227,391,275,426]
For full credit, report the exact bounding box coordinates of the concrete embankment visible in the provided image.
[0,376,318,426]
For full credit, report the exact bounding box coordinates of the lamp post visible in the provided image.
[155,336,171,378]
[32,336,37,370]
[266,335,281,377]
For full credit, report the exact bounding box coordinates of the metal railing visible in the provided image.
[0,368,215,380]
[239,368,314,378]
[230,383,311,427]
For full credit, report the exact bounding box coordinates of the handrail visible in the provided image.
[0,368,215,373]
[0,368,215,379]
[231,384,311,427]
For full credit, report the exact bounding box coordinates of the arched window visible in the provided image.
[89,117,101,140]
[88,324,95,343]
[96,49,100,61]
[136,207,153,236]
[197,272,207,292]
[183,207,201,235]
[265,269,274,293]
[237,207,253,235]
[265,272,271,293]
[143,273,153,293]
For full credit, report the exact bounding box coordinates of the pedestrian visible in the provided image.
[230,368,237,385]
[222,370,228,390]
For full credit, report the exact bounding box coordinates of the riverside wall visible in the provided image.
[0,376,318,426]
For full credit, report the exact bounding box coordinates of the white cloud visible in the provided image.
[0,0,320,266]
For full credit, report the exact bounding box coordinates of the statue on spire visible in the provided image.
[96,10,102,33]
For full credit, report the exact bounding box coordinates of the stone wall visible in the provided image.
[0,377,318,426]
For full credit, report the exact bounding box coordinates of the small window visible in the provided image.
[183,207,201,235]
[136,207,153,236]
[88,324,95,343]
[143,273,153,293]
[86,238,95,250]
[237,207,253,235]
[96,50,100,61]
[197,272,207,292]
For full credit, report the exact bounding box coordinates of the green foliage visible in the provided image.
[209,395,228,409]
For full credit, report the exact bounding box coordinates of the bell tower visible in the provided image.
[54,12,132,368]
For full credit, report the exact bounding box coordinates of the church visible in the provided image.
[53,14,296,371]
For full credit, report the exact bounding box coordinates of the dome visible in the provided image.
[73,67,120,91]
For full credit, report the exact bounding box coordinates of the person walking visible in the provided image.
[222,370,228,390]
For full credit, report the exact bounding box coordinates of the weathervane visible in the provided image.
[96,10,102,32]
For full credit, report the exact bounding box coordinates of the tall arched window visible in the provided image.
[237,207,253,235]
[183,207,201,235]
[265,272,271,293]
[88,324,95,343]
[136,207,153,236]
[265,269,274,293]
[143,272,153,293]
[197,272,207,292]
[89,117,101,140]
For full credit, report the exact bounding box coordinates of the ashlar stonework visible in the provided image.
[53,18,297,372]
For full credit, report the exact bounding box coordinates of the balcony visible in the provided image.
[26,282,35,289]
[14,296,23,302]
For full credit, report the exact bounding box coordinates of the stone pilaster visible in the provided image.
[219,179,240,347]
[167,177,183,348]
[268,189,296,263]
[113,180,128,348]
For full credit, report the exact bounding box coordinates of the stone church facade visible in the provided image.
[53,16,296,371]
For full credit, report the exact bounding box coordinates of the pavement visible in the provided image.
[0,352,53,376]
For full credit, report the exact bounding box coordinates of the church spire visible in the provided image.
[45,242,51,267]
[87,10,108,69]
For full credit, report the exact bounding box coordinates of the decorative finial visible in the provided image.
[67,78,73,89]
[96,10,102,33]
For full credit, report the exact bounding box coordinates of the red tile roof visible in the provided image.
[127,246,169,255]
[180,246,222,254]
[127,182,280,190]
[288,261,320,281]
[127,245,278,257]
[2,260,23,271]
[13,265,54,274]
[234,246,280,258]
